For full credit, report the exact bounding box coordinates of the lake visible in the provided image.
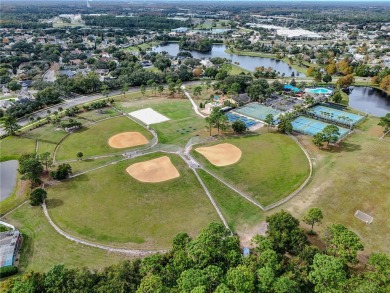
[153,43,305,77]
[349,87,390,117]
[0,160,18,202]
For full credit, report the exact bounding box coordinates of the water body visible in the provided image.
[153,43,305,77]
[0,160,18,202]
[349,87,390,117]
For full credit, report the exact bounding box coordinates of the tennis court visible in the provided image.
[307,105,365,126]
[292,116,350,138]
[233,103,282,122]
[226,112,259,128]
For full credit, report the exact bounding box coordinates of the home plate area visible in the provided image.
[129,108,170,125]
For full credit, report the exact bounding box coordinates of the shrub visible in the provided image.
[0,266,18,279]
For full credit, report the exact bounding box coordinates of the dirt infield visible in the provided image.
[195,143,242,166]
[126,156,180,183]
[108,132,148,148]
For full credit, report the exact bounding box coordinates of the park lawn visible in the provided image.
[4,204,128,273]
[224,48,276,58]
[197,169,263,230]
[47,153,219,249]
[76,108,119,122]
[278,117,390,255]
[192,134,310,206]
[66,156,123,175]
[125,41,159,53]
[55,116,153,161]
[21,123,68,145]
[37,141,57,156]
[0,136,36,162]
[230,64,251,75]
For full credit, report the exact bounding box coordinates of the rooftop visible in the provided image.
[0,230,22,268]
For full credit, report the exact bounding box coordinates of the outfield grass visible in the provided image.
[192,134,310,206]
[55,116,153,161]
[278,117,390,255]
[198,169,263,230]
[47,153,219,249]
[4,204,128,273]
[117,97,207,147]
[0,136,36,162]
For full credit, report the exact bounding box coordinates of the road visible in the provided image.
[0,81,201,136]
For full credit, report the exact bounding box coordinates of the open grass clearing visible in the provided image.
[55,116,153,161]
[21,123,68,145]
[3,204,128,273]
[192,134,310,206]
[64,156,122,175]
[197,169,263,230]
[276,117,390,255]
[47,153,219,249]
[76,107,119,122]
[0,136,36,162]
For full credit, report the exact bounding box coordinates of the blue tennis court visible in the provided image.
[226,112,259,128]
[233,103,282,121]
[292,116,350,138]
[307,105,364,126]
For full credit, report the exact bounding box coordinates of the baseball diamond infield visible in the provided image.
[195,143,242,166]
[108,132,149,148]
[126,156,180,183]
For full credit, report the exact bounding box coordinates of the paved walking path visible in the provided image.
[182,86,206,118]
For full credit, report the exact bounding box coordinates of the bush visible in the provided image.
[0,266,18,279]
[29,188,47,206]
[51,163,72,180]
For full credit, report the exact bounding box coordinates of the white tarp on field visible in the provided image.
[129,108,170,125]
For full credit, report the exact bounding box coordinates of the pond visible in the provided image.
[349,87,390,117]
[0,160,18,202]
[153,43,304,77]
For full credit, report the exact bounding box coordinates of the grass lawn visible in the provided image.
[224,48,276,58]
[0,136,36,162]
[278,117,390,255]
[117,97,207,147]
[192,134,310,206]
[76,107,119,122]
[230,64,251,75]
[67,156,123,175]
[21,123,68,145]
[125,41,159,53]
[55,116,153,161]
[3,204,128,273]
[47,153,219,249]
[198,169,263,230]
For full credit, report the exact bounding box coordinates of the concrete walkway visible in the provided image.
[181,86,206,118]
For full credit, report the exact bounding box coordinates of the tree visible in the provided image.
[264,114,275,132]
[137,274,166,293]
[168,82,176,97]
[193,86,202,98]
[303,208,324,233]
[336,74,355,88]
[121,83,129,99]
[322,125,340,145]
[366,253,390,286]
[232,120,247,134]
[30,188,47,206]
[7,80,22,91]
[312,133,325,148]
[309,254,347,292]
[140,84,146,96]
[226,265,255,293]
[277,115,293,134]
[332,91,343,104]
[39,152,52,172]
[77,152,83,161]
[18,154,43,186]
[323,74,332,84]
[3,116,21,136]
[378,113,390,132]
[157,85,164,97]
[101,84,109,97]
[324,224,364,264]
[266,210,307,255]
[51,164,72,180]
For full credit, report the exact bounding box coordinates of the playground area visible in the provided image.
[108,132,148,149]
[126,156,180,183]
[232,103,282,122]
[292,116,350,138]
[195,143,242,167]
[306,105,365,126]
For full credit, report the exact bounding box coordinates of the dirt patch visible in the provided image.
[126,156,180,183]
[368,125,385,138]
[108,132,148,149]
[195,143,242,166]
[238,221,268,248]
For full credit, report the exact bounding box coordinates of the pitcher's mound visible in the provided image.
[108,132,148,148]
[196,143,242,166]
[126,156,180,183]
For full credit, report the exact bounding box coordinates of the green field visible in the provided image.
[117,98,207,147]
[55,116,153,161]
[76,108,119,122]
[279,117,390,255]
[0,136,36,162]
[47,153,219,249]
[4,204,128,273]
[198,169,263,230]
[192,134,310,206]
